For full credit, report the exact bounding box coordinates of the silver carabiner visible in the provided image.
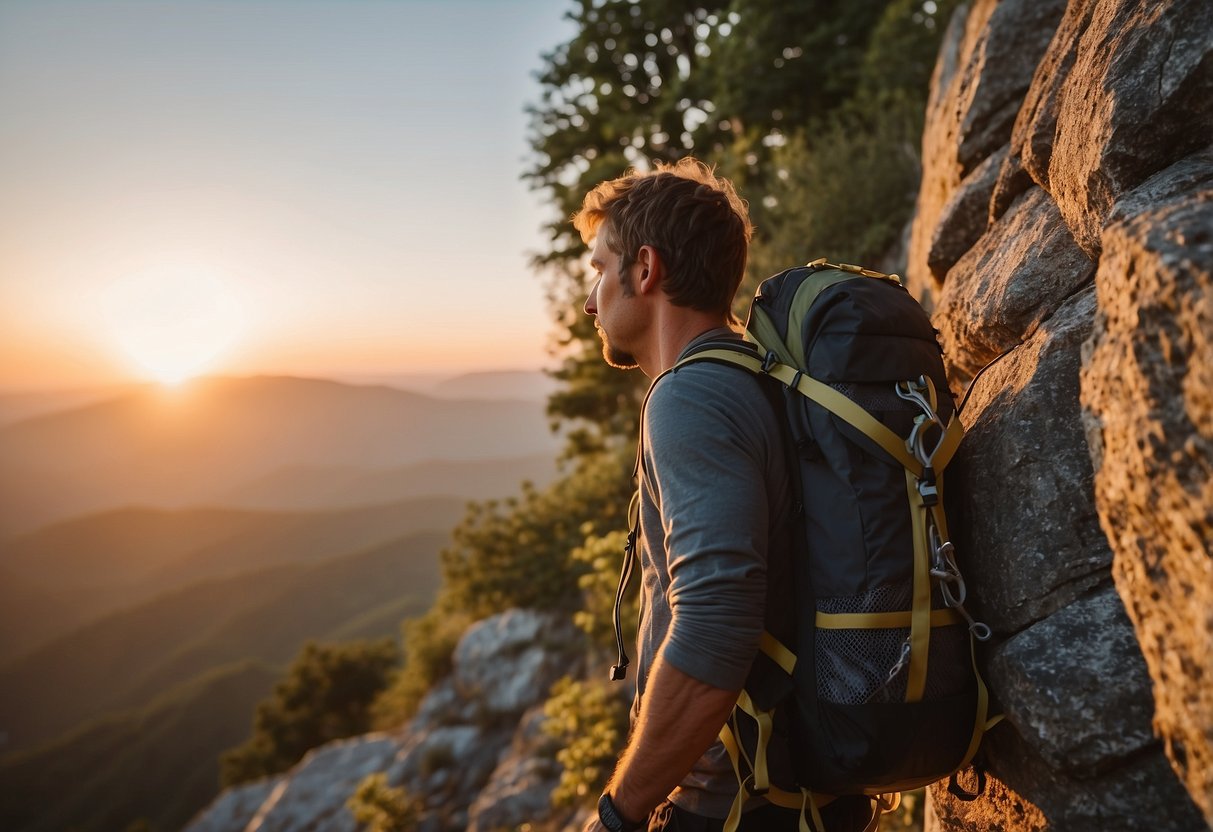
[956,605,993,642]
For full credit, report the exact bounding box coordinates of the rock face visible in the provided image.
[911,0,1213,828]
[183,609,582,832]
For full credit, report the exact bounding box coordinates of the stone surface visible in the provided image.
[934,186,1095,382]
[951,0,1067,178]
[907,0,1067,300]
[391,722,513,829]
[927,144,1008,281]
[986,586,1156,776]
[920,1,1213,826]
[989,0,1100,221]
[453,608,578,716]
[1080,151,1213,824]
[1048,0,1213,256]
[468,706,568,832]
[181,777,284,832]
[246,734,403,832]
[184,607,584,832]
[929,734,1205,832]
[947,288,1113,637]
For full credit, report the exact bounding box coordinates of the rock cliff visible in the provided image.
[185,609,586,832]
[909,0,1212,829]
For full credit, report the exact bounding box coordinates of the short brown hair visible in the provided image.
[572,158,753,318]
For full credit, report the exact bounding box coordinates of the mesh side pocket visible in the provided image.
[816,582,913,705]
[815,624,910,704]
[815,581,974,705]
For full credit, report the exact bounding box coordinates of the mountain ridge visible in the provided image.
[0,373,558,535]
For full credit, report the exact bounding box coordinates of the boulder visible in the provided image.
[932,733,1205,832]
[181,777,284,832]
[453,608,580,717]
[391,723,513,828]
[1047,0,1213,256]
[989,0,1101,221]
[947,287,1112,636]
[1080,150,1213,823]
[468,706,569,832]
[986,586,1156,776]
[244,734,403,832]
[907,0,1067,299]
[934,186,1094,382]
[926,144,1008,281]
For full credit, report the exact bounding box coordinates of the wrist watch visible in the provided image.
[598,792,645,832]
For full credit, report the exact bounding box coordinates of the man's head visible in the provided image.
[573,157,753,321]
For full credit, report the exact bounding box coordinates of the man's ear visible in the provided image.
[635,245,664,295]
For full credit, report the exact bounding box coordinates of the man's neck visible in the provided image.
[641,309,736,378]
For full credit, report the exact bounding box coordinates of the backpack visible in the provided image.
[610,259,997,832]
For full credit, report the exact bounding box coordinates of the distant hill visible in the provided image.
[0,383,144,427]
[219,452,558,509]
[0,530,445,755]
[0,659,280,832]
[0,374,558,535]
[430,369,557,401]
[0,498,466,664]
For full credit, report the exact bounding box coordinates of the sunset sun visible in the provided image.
[102,267,247,385]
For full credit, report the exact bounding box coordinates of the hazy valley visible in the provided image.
[0,370,560,831]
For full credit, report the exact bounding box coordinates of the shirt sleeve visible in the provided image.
[643,364,776,690]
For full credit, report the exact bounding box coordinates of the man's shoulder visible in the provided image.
[645,356,778,435]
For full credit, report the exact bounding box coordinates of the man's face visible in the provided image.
[584,231,639,370]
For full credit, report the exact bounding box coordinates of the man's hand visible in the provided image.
[603,654,740,824]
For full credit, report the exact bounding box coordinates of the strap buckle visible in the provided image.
[761,350,779,374]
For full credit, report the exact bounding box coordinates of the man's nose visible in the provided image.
[584,279,599,315]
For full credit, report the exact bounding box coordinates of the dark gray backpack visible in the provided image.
[613,259,998,831]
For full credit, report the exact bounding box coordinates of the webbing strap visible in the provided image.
[958,636,994,770]
[718,722,748,832]
[905,468,933,702]
[759,631,797,674]
[735,691,772,794]
[720,697,840,832]
[933,416,964,471]
[678,348,922,475]
[816,608,963,629]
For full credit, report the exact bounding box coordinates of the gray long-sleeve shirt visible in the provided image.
[634,329,796,816]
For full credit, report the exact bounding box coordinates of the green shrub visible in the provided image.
[542,676,630,808]
[370,606,471,728]
[346,773,419,832]
[440,450,635,622]
[220,639,399,786]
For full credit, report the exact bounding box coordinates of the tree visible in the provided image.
[221,640,399,786]
[526,0,895,451]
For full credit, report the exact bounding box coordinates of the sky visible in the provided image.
[0,0,577,391]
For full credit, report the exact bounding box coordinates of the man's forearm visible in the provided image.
[606,653,740,823]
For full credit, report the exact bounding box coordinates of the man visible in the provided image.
[575,158,816,832]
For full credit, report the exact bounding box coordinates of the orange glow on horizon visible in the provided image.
[99,266,248,387]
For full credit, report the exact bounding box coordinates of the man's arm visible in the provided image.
[585,652,739,830]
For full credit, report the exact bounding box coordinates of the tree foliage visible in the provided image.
[220,640,399,786]
[439,447,636,620]
[527,0,954,449]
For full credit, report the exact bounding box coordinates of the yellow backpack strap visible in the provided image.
[676,348,923,476]
[905,467,934,702]
[718,719,749,832]
[759,631,797,674]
